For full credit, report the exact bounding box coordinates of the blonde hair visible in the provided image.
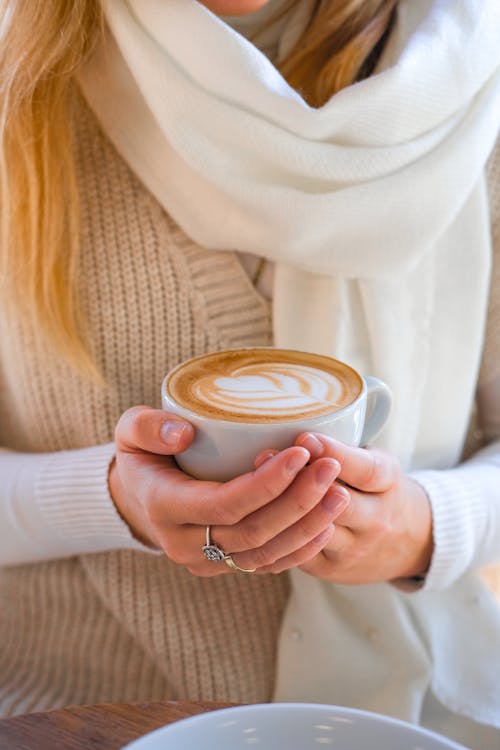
[0,0,102,375]
[0,0,396,375]
[281,0,397,106]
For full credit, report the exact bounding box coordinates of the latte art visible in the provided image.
[194,363,344,418]
[166,349,363,423]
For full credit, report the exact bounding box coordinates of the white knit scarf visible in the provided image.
[82,0,500,473]
[79,0,500,732]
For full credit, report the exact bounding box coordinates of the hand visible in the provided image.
[286,433,433,583]
[109,406,351,576]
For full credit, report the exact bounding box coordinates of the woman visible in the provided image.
[0,0,499,747]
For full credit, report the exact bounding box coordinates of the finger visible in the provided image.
[223,458,343,555]
[320,524,353,559]
[256,525,335,575]
[295,433,397,493]
[184,562,232,578]
[115,405,195,455]
[155,522,226,569]
[161,497,348,576]
[254,449,279,469]
[159,481,346,568]
[231,484,350,571]
[144,445,311,526]
[298,525,353,578]
[295,432,325,460]
[330,487,384,533]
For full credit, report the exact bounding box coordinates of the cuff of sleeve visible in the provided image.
[35,443,160,555]
[407,468,489,591]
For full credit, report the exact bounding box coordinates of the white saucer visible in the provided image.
[122,703,469,750]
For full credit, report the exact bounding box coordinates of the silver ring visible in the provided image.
[202,525,227,562]
[224,555,257,574]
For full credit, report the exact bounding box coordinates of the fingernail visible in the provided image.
[321,487,350,514]
[286,448,310,474]
[315,459,340,489]
[256,450,277,468]
[160,421,187,445]
[300,433,324,457]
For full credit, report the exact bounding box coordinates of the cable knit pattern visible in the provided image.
[0,93,288,716]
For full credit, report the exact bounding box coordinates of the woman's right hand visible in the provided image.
[109,406,351,576]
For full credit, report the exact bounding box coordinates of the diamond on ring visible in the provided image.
[202,525,227,562]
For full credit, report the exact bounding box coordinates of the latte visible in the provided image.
[166,348,362,423]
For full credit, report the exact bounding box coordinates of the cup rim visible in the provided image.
[162,347,366,427]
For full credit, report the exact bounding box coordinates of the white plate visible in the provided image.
[122,703,469,750]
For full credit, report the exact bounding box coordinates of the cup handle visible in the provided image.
[360,376,392,446]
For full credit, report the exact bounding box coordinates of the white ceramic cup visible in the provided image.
[161,350,392,481]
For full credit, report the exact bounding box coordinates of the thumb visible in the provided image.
[115,405,195,455]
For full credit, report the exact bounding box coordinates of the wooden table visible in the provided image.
[0,700,233,750]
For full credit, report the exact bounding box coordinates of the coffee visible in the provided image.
[163,348,391,480]
[166,348,362,423]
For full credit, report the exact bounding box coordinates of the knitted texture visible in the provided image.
[461,140,500,462]
[478,141,500,596]
[481,142,500,386]
[0,94,288,716]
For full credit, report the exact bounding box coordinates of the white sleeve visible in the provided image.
[409,373,500,591]
[410,443,500,590]
[0,443,158,566]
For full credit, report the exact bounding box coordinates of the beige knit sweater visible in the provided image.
[0,92,499,717]
[0,94,288,716]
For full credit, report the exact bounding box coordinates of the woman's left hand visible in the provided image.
[255,433,433,584]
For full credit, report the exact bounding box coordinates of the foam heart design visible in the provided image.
[193,363,343,417]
